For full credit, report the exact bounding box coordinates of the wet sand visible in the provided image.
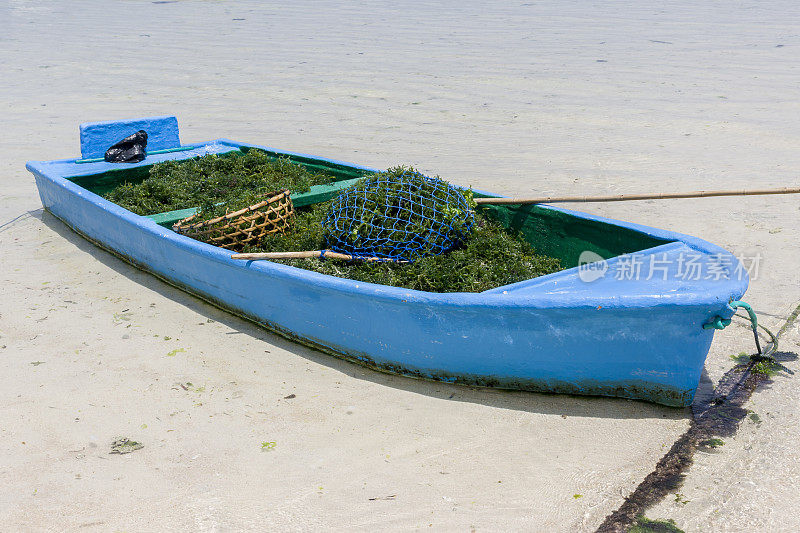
[1,1,799,531]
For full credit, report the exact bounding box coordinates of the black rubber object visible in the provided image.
[104,130,148,163]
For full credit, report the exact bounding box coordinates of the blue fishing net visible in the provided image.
[322,168,475,262]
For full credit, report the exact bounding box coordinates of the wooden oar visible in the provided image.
[473,186,800,205]
[232,250,403,262]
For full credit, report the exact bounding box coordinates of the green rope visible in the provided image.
[703,316,732,330]
[729,300,758,331]
[704,301,756,331]
[704,300,764,356]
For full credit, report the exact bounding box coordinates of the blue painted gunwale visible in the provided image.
[26,136,748,407]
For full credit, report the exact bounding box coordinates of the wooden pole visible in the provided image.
[473,186,800,205]
[231,250,401,262]
[231,186,800,262]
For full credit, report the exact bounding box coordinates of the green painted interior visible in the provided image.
[146,207,201,226]
[67,147,671,270]
[290,177,364,207]
[70,164,153,197]
[476,197,671,268]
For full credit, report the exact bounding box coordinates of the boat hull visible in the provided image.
[27,124,748,407]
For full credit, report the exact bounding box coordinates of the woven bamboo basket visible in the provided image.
[173,189,294,250]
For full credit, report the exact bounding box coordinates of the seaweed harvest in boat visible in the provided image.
[243,201,562,292]
[103,153,562,292]
[104,149,333,219]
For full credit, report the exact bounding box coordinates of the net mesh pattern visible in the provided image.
[322,170,474,261]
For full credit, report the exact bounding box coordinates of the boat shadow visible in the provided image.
[39,209,688,421]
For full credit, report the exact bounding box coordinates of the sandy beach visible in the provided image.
[2,1,799,531]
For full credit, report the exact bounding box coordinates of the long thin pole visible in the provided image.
[232,186,800,262]
[231,250,401,262]
[473,186,800,205]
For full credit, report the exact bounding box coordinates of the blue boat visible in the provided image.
[26,116,748,406]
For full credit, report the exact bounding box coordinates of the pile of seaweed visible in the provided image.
[244,201,561,292]
[104,149,333,219]
[104,151,562,293]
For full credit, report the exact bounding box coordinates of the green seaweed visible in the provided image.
[729,352,780,376]
[110,438,143,455]
[673,493,689,505]
[751,359,780,376]
[629,516,684,533]
[104,149,333,220]
[729,352,750,364]
[244,201,561,293]
[103,154,562,292]
[700,438,725,448]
